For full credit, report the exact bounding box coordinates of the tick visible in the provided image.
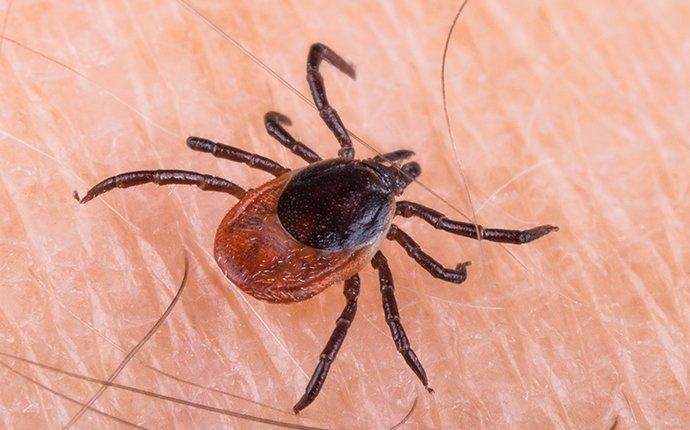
[75,42,558,413]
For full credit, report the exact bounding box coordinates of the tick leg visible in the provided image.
[307,43,356,159]
[395,201,559,244]
[186,136,289,177]
[371,251,432,392]
[264,111,322,164]
[293,274,361,414]
[74,170,246,204]
[373,149,415,163]
[387,224,470,284]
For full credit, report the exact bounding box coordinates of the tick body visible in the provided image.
[215,159,395,303]
[75,42,558,413]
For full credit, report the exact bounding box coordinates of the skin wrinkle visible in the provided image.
[196,238,312,381]
[0,0,13,55]
[0,362,146,429]
[32,270,290,414]
[0,353,328,430]
[61,258,189,428]
[0,36,178,140]
[6,101,240,423]
[185,238,304,401]
[2,0,689,428]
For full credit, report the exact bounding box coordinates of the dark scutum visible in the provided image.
[277,159,395,251]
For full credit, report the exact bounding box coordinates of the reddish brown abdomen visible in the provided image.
[214,174,384,303]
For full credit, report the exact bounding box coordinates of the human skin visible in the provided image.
[1,0,689,428]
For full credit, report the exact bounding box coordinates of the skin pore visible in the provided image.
[1,0,689,428]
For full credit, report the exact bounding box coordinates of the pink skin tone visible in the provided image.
[1,1,689,428]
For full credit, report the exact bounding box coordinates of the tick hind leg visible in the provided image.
[186,136,289,177]
[307,43,356,159]
[371,251,433,392]
[395,201,559,244]
[264,111,322,164]
[293,274,361,413]
[74,170,246,203]
[387,224,470,283]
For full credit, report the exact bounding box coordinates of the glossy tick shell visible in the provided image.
[214,159,396,303]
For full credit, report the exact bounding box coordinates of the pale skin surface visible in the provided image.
[1,0,689,428]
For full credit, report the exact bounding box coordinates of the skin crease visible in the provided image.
[1,0,689,428]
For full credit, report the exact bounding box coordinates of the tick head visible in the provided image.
[362,151,421,196]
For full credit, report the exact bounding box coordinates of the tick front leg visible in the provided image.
[306,43,356,159]
[373,149,415,163]
[74,170,246,203]
[371,251,432,392]
[186,136,289,177]
[387,224,470,284]
[395,201,559,244]
[264,111,322,164]
[293,274,361,414]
